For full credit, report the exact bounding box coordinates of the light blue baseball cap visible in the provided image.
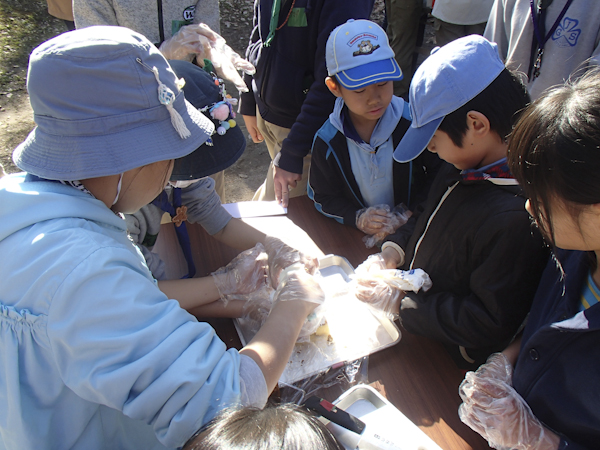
[326,19,402,90]
[13,26,214,181]
[393,35,505,163]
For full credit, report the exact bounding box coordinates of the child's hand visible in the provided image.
[352,275,403,319]
[242,115,264,143]
[263,236,318,288]
[356,206,392,235]
[211,244,268,302]
[355,253,388,274]
[459,359,560,450]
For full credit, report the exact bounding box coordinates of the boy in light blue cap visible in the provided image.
[308,19,441,246]
[354,35,550,369]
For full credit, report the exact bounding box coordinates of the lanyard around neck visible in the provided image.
[528,0,574,79]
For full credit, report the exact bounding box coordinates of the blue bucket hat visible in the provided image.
[393,35,505,163]
[13,26,214,181]
[326,19,403,90]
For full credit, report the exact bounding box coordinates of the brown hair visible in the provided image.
[184,404,344,450]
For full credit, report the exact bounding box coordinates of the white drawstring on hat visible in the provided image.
[136,58,191,139]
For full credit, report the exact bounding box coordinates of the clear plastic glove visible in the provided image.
[357,204,412,248]
[355,253,388,275]
[351,268,432,319]
[274,263,326,338]
[353,275,403,319]
[263,236,319,288]
[159,23,255,93]
[211,243,268,305]
[356,205,393,236]
[459,354,560,450]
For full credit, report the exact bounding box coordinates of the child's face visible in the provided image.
[114,159,174,214]
[426,130,483,170]
[526,198,600,251]
[331,80,394,126]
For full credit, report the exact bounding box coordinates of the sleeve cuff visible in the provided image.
[238,354,268,409]
[381,241,405,268]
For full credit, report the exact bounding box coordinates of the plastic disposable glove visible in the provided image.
[273,263,326,338]
[459,353,560,450]
[356,205,393,236]
[159,23,255,92]
[355,253,388,275]
[356,204,412,248]
[263,236,319,288]
[351,268,432,319]
[211,243,268,305]
[353,275,403,319]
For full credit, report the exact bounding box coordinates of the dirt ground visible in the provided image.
[0,0,427,203]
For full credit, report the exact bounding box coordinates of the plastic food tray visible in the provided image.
[233,255,401,385]
[324,384,443,450]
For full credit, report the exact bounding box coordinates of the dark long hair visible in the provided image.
[184,404,344,450]
[507,69,600,244]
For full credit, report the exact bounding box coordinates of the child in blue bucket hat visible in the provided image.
[0,26,323,450]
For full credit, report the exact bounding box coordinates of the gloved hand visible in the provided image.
[211,243,268,305]
[352,267,432,319]
[263,236,319,288]
[355,253,388,275]
[356,205,392,236]
[273,264,326,338]
[356,204,412,248]
[159,23,255,92]
[274,263,325,306]
[352,274,403,319]
[459,353,560,450]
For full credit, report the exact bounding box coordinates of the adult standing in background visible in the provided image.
[485,0,600,100]
[74,0,220,42]
[240,0,375,208]
[432,0,494,47]
[384,0,423,99]
[46,0,75,31]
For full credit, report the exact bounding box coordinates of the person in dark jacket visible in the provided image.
[459,70,600,450]
[239,0,374,208]
[353,35,548,369]
[308,19,441,242]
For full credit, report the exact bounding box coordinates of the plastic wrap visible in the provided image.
[278,357,369,405]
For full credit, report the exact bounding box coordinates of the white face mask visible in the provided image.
[168,179,200,189]
[111,173,123,206]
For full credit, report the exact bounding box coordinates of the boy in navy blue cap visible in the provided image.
[355,35,549,369]
[308,19,441,245]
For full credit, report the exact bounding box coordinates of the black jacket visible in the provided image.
[307,118,442,227]
[514,250,600,449]
[386,163,549,369]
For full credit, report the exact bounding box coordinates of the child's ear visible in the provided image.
[325,77,343,97]
[466,111,490,136]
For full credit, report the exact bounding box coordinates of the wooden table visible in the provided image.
[154,196,490,450]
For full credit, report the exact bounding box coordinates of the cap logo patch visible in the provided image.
[353,39,380,57]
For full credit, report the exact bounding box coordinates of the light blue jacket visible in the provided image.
[0,174,260,449]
